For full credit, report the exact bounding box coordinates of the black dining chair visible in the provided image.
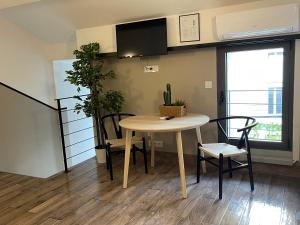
[100,113,148,180]
[196,116,257,199]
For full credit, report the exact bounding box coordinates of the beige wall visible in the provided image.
[105,49,218,154]
[104,45,298,162]
[0,85,63,178]
[103,45,297,163]
[76,0,300,163]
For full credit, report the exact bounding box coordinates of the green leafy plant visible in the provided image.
[101,90,124,114]
[173,99,186,107]
[65,42,124,145]
[249,122,281,141]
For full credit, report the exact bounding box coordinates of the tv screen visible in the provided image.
[116,18,167,58]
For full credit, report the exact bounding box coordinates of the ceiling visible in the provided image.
[0,0,42,9]
[0,0,262,43]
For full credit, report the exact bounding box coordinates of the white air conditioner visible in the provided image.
[216,4,300,40]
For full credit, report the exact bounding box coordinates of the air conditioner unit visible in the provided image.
[216,4,300,40]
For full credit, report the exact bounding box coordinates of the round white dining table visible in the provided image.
[119,113,209,198]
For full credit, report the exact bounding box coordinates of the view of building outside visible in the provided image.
[226,48,284,142]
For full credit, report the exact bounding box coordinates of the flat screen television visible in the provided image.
[116,18,167,58]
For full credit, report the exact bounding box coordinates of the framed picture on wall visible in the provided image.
[179,13,200,42]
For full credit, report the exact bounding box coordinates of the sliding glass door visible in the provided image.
[217,41,294,149]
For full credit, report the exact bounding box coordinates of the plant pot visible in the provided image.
[159,105,187,117]
[95,147,106,164]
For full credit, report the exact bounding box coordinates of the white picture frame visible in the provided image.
[179,13,200,42]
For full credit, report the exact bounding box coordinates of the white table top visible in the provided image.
[119,113,209,132]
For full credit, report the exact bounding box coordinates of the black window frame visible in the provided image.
[217,41,295,150]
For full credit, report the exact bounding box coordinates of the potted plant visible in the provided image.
[159,83,186,117]
[65,42,124,163]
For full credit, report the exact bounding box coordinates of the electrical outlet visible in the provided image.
[144,65,159,73]
[154,140,163,148]
[205,81,213,89]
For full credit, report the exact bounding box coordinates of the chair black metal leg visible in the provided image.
[196,148,200,183]
[219,153,224,200]
[132,145,136,165]
[247,153,254,191]
[228,157,233,178]
[106,145,113,180]
[106,152,109,170]
[142,138,148,174]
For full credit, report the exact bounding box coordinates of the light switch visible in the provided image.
[205,81,212,89]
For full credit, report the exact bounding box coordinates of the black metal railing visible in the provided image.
[1,82,57,110]
[56,95,96,172]
[226,89,283,142]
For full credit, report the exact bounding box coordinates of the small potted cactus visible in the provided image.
[159,83,187,117]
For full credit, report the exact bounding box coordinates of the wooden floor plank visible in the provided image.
[39,218,62,225]
[260,175,286,225]
[220,173,255,225]
[0,152,299,225]
[279,176,300,225]
[238,173,272,225]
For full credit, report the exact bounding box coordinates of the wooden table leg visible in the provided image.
[176,131,187,198]
[196,127,206,174]
[123,129,132,188]
[150,133,155,167]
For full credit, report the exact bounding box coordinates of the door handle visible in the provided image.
[219,91,225,105]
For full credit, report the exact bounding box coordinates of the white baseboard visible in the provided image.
[250,149,293,166]
[159,148,294,166]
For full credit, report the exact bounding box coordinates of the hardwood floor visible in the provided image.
[0,152,299,225]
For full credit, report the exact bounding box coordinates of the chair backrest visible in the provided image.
[100,113,135,139]
[210,116,258,150]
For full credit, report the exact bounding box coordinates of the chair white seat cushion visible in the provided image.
[105,136,143,148]
[200,143,247,158]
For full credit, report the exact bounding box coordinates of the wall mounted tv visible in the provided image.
[116,18,167,58]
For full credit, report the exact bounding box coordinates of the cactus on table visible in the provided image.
[163,83,172,106]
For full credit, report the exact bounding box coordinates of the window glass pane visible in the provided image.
[268,88,274,114]
[226,48,283,142]
[276,88,282,114]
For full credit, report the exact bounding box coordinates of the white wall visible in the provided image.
[76,0,300,163]
[293,40,300,162]
[53,60,96,168]
[0,15,74,177]
[0,85,64,178]
[0,15,57,107]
